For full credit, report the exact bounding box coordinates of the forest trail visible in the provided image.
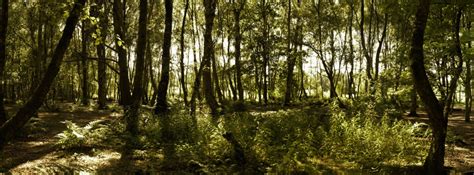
[404,108,474,171]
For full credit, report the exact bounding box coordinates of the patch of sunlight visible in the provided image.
[11,150,121,174]
[307,157,358,171]
[110,112,123,118]
[63,150,121,170]
[25,141,48,147]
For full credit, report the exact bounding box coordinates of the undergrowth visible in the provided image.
[55,99,430,173]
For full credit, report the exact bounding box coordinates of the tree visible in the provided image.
[232,0,245,103]
[126,0,148,138]
[155,0,173,113]
[203,0,219,114]
[81,20,89,105]
[93,0,109,109]
[284,0,294,106]
[0,0,9,125]
[261,0,269,104]
[179,0,190,106]
[0,0,86,149]
[409,0,450,173]
[113,0,132,106]
[466,19,472,123]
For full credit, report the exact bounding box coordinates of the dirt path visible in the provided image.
[404,109,474,171]
[0,104,113,172]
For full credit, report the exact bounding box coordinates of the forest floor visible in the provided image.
[0,103,473,174]
[403,109,474,172]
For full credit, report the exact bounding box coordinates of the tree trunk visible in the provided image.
[284,0,294,106]
[179,0,190,106]
[126,0,147,138]
[233,0,245,103]
[360,0,373,90]
[443,7,464,120]
[261,0,268,105]
[348,2,354,99]
[466,21,472,123]
[408,84,418,117]
[113,0,131,106]
[155,0,173,113]
[81,21,89,106]
[409,0,447,173]
[374,13,388,88]
[0,0,86,149]
[212,48,224,103]
[0,0,9,125]
[93,0,108,109]
[203,0,219,115]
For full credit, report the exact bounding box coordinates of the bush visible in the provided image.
[322,101,429,168]
[56,120,123,149]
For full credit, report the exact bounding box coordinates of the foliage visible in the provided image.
[323,101,430,168]
[120,102,430,173]
[55,120,124,149]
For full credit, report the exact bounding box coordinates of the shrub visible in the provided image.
[56,120,123,149]
[322,101,429,168]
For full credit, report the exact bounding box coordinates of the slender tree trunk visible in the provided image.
[409,0,447,173]
[233,0,245,103]
[262,0,268,104]
[180,0,190,106]
[0,0,9,125]
[443,7,464,119]
[113,0,131,106]
[212,48,224,103]
[81,21,89,106]
[284,0,294,106]
[203,0,219,114]
[374,13,388,87]
[0,0,86,149]
[126,0,148,138]
[360,0,373,92]
[408,84,418,116]
[348,2,354,99]
[93,0,108,109]
[155,0,173,113]
[466,21,472,123]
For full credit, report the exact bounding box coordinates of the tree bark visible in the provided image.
[155,0,173,113]
[261,0,268,104]
[233,0,245,103]
[92,0,108,109]
[0,0,9,125]
[81,21,89,106]
[211,47,224,103]
[126,0,148,138]
[179,0,190,106]
[443,7,463,119]
[113,0,132,106]
[408,84,418,117]
[409,0,447,173]
[203,0,219,114]
[284,0,294,106]
[0,0,86,149]
[466,20,472,123]
[360,0,373,90]
[347,1,354,99]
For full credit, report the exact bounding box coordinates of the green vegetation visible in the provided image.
[51,100,430,173]
[0,0,473,174]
